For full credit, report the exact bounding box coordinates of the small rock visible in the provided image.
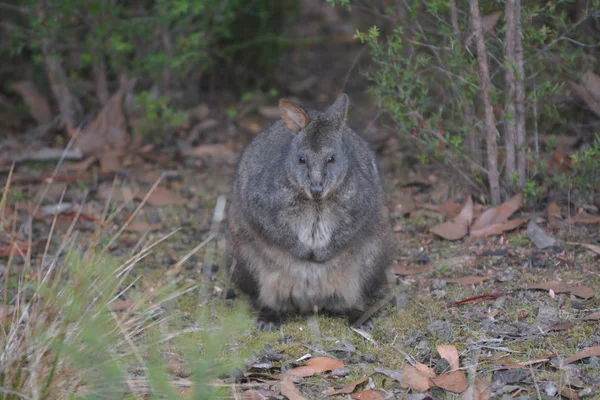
[527,219,557,249]
[431,279,447,290]
[544,381,557,396]
[433,358,450,374]
[362,354,377,363]
[225,288,236,300]
[330,368,349,377]
[395,293,410,310]
[417,340,431,361]
[494,368,528,384]
[427,320,452,342]
[579,387,595,398]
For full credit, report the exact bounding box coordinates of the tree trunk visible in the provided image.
[470,0,501,205]
[514,0,527,186]
[37,0,84,134]
[93,58,110,105]
[503,0,517,183]
[449,0,482,168]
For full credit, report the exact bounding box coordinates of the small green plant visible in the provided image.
[134,91,187,136]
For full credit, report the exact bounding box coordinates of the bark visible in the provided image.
[503,0,517,182]
[470,0,501,205]
[514,0,527,186]
[37,0,84,134]
[449,0,482,167]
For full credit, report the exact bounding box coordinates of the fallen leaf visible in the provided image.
[350,390,384,400]
[560,387,580,400]
[401,364,432,392]
[431,370,468,393]
[140,187,185,207]
[471,193,522,230]
[546,202,561,226]
[564,346,600,365]
[550,321,575,331]
[280,375,308,400]
[415,362,436,377]
[430,196,473,240]
[567,242,600,255]
[109,299,133,312]
[448,292,505,307]
[461,376,491,400]
[12,81,52,124]
[566,215,600,224]
[437,345,460,372]
[583,311,600,321]
[99,151,123,173]
[374,368,403,382]
[526,219,556,249]
[440,198,463,220]
[482,11,502,31]
[76,88,130,156]
[288,357,344,378]
[527,282,594,299]
[126,221,161,232]
[470,218,527,238]
[445,276,487,285]
[396,189,416,215]
[327,376,367,396]
[394,264,433,276]
[61,156,97,172]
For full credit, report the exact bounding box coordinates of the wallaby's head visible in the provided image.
[279,94,350,201]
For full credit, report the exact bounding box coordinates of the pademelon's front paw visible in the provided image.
[257,308,282,332]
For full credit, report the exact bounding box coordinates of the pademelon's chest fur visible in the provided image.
[289,205,335,249]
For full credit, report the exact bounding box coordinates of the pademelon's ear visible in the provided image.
[327,93,349,122]
[279,99,309,134]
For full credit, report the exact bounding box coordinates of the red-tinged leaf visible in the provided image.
[126,221,161,232]
[470,218,527,238]
[431,370,468,393]
[281,375,308,400]
[327,376,367,396]
[547,202,562,226]
[564,346,600,365]
[445,276,487,285]
[350,389,385,400]
[437,345,460,372]
[448,292,505,307]
[567,242,600,256]
[440,198,463,220]
[471,193,522,230]
[430,196,473,240]
[288,357,344,378]
[527,282,594,299]
[482,11,501,31]
[401,364,432,392]
[566,215,600,224]
[550,321,574,331]
[583,311,600,321]
[415,362,436,378]
[140,187,185,206]
[461,376,491,400]
[394,264,433,276]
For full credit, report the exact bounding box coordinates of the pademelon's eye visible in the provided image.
[328,155,335,163]
[298,156,306,164]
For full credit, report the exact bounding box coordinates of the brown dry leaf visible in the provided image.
[401,364,432,392]
[461,376,491,400]
[280,375,308,400]
[566,215,600,224]
[551,321,575,331]
[126,221,161,232]
[12,81,53,124]
[430,196,473,240]
[482,11,502,31]
[110,299,133,312]
[547,202,562,225]
[564,345,600,365]
[96,182,136,204]
[350,390,384,400]
[415,362,436,378]
[583,311,600,321]
[583,70,600,100]
[140,187,185,207]
[99,151,123,173]
[394,264,433,276]
[470,218,528,238]
[61,157,97,173]
[567,242,600,256]
[471,193,522,231]
[431,370,468,393]
[445,276,487,285]
[396,189,416,215]
[437,345,460,372]
[76,88,130,156]
[560,387,580,400]
[527,282,594,299]
[327,376,367,396]
[440,198,463,220]
[288,357,344,378]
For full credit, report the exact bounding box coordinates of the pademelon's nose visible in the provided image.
[310,185,324,198]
